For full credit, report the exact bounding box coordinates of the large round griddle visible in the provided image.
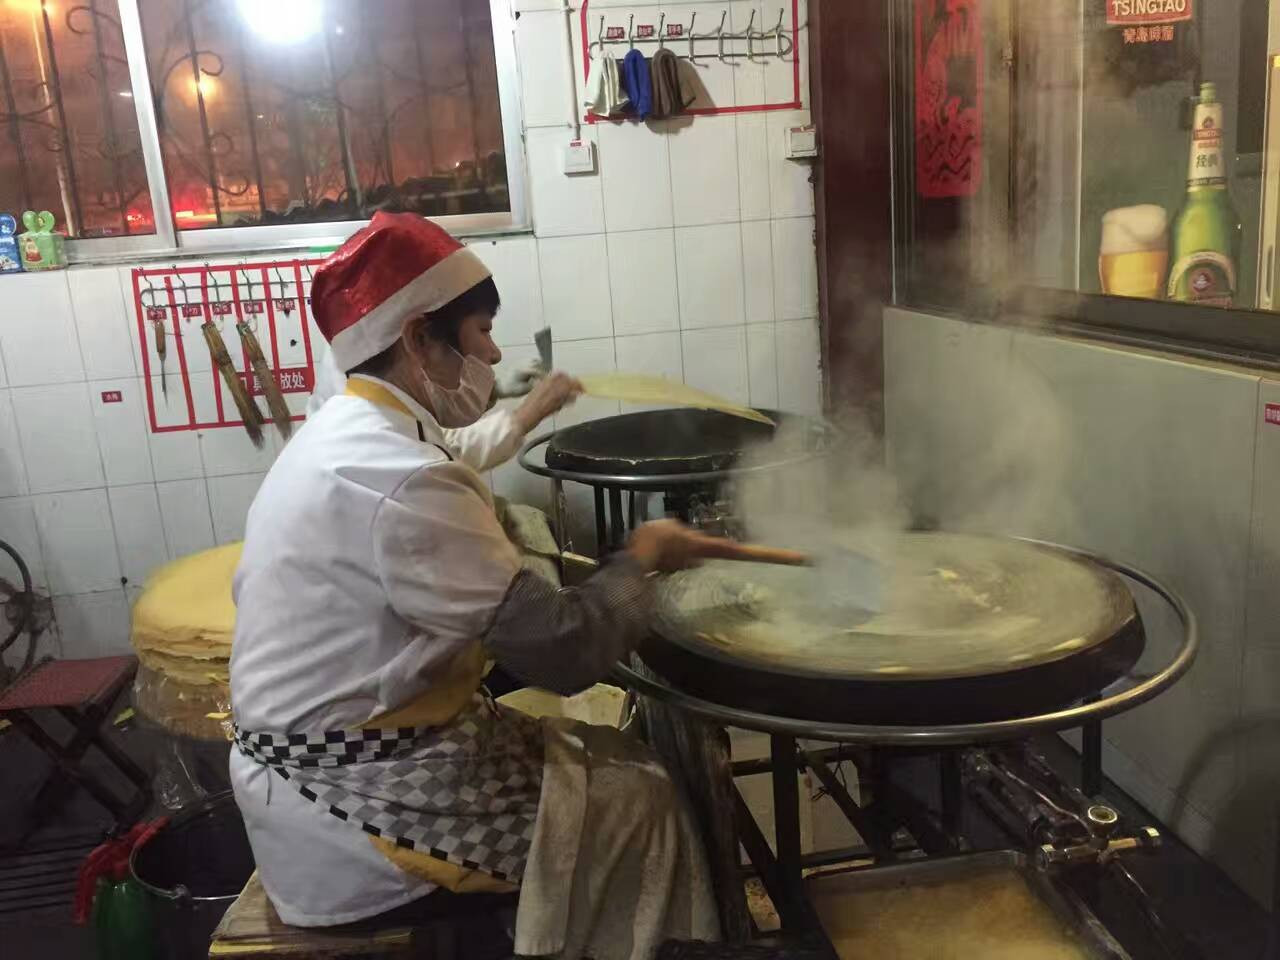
[544,408,808,478]
[642,532,1145,725]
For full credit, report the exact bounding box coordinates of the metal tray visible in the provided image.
[804,850,1131,959]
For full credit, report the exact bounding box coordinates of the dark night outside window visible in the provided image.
[0,0,154,238]
[0,0,513,243]
[137,0,508,230]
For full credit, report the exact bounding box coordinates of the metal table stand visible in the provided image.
[613,547,1198,952]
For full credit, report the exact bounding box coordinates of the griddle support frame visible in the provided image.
[770,735,804,924]
[801,749,897,863]
[941,750,964,838]
[608,488,625,550]
[732,784,810,932]
[1082,694,1103,796]
[592,487,606,554]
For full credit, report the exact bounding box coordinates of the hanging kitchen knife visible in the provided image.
[154,316,167,398]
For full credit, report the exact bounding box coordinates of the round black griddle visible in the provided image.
[544,408,816,478]
[524,407,836,550]
[641,532,1146,725]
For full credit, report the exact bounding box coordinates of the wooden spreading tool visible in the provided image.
[237,322,293,439]
[202,322,265,447]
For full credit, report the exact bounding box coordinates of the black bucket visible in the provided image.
[129,791,255,960]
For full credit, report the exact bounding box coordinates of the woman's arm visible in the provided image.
[374,463,734,697]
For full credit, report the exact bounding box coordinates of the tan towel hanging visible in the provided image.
[651,48,694,119]
[579,373,774,425]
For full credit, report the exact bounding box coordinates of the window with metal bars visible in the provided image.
[0,0,525,258]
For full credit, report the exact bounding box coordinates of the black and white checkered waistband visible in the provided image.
[234,724,433,769]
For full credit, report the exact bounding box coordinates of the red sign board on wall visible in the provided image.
[131,259,321,435]
[914,0,983,199]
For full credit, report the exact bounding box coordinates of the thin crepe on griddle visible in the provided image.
[579,373,774,425]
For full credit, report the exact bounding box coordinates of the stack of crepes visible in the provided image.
[131,543,240,742]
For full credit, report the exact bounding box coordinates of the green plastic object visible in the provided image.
[91,875,155,960]
[18,210,67,271]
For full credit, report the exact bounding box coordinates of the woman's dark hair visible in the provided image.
[346,276,500,377]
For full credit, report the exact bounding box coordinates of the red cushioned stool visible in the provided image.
[0,656,152,838]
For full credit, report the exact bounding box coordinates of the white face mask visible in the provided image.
[421,349,496,428]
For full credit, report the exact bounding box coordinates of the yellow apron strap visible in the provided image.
[345,377,442,447]
[344,377,415,419]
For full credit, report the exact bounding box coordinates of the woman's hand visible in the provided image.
[513,370,583,433]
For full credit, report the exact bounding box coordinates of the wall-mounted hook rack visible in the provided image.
[580,0,803,123]
[588,5,795,63]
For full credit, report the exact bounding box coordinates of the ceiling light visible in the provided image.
[236,0,323,45]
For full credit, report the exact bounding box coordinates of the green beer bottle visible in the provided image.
[1168,82,1243,306]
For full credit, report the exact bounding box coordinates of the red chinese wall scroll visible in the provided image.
[914,0,983,199]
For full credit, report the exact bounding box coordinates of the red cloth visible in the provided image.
[74,819,168,924]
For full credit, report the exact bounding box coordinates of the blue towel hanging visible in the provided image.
[621,49,653,120]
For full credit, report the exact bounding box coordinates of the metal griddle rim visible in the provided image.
[517,428,835,489]
[612,542,1197,746]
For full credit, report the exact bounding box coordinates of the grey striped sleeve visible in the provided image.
[482,556,655,696]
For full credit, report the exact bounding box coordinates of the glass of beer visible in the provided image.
[1099,205,1170,300]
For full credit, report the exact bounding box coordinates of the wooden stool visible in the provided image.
[210,872,519,960]
[210,873,414,958]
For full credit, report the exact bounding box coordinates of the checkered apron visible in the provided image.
[234,695,544,883]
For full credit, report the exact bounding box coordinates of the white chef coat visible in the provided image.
[229,375,528,925]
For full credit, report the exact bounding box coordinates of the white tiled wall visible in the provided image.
[500,0,821,516]
[0,0,820,665]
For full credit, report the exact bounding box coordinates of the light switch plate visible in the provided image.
[786,125,819,159]
[563,139,597,175]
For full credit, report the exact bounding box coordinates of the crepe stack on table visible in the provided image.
[131,543,240,741]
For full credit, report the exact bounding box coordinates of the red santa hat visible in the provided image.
[310,212,492,371]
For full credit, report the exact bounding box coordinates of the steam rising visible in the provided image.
[731,341,1076,585]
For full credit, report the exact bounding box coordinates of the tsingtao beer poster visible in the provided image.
[1080,0,1212,300]
[914,0,982,199]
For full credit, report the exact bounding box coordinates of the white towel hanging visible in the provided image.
[584,53,629,116]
